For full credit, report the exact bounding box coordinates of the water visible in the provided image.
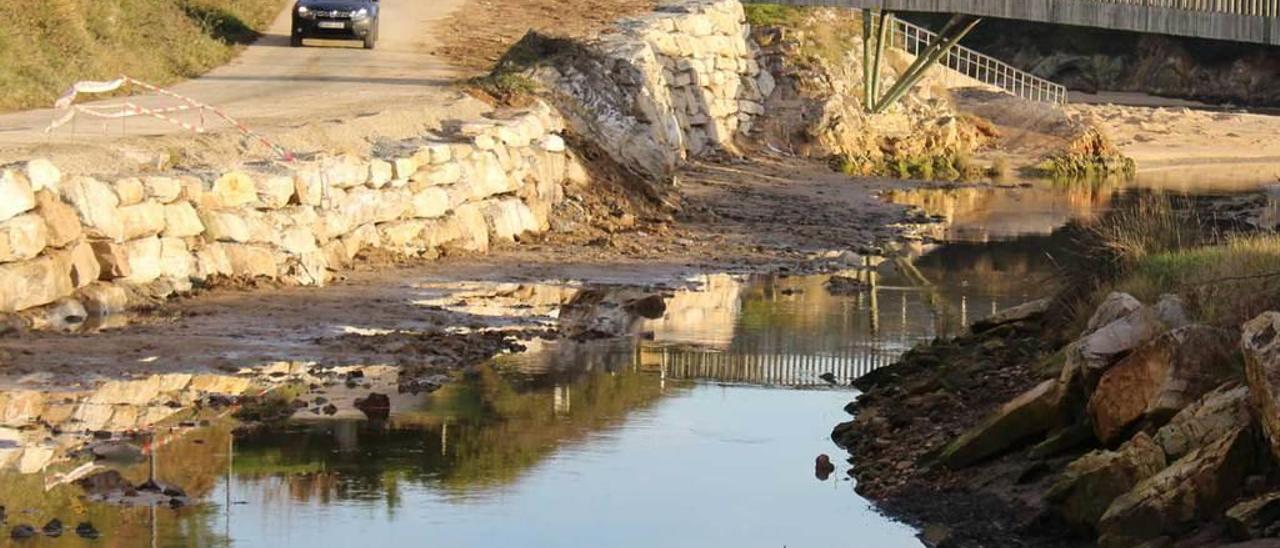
[6,173,1276,547]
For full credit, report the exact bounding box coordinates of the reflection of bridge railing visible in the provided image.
[648,347,904,387]
[890,18,1068,104]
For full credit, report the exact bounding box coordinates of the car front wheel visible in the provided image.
[291,24,304,47]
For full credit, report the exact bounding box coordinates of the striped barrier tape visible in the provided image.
[47,75,294,162]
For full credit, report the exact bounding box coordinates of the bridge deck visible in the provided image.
[751,0,1280,45]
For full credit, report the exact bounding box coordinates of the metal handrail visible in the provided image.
[887,18,1069,104]
[1094,0,1279,17]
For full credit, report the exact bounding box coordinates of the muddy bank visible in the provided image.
[836,193,1280,547]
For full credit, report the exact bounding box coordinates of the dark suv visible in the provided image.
[290,0,380,49]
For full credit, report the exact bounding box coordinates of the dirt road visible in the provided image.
[0,0,486,171]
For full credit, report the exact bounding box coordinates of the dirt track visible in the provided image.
[0,0,488,172]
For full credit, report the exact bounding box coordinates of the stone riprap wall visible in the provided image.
[536,0,769,185]
[0,102,581,326]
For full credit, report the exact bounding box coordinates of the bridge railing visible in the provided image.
[1096,0,1279,17]
[886,17,1069,104]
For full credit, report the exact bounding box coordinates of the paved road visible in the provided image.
[0,0,465,146]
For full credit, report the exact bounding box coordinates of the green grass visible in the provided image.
[743,4,806,27]
[1115,235,1280,328]
[0,0,285,112]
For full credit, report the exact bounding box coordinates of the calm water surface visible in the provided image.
[11,174,1276,547]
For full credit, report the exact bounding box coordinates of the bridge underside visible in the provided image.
[756,0,1280,45]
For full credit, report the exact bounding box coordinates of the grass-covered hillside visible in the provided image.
[0,0,285,112]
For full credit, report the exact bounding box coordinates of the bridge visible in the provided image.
[753,0,1280,44]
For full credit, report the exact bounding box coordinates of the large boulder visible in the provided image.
[209,172,258,208]
[1153,383,1251,461]
[1087,325,1236,445]
[60,176,124,242]
[162,202,205,238]
[1046,432,1167,535]
[0,215,48,263]
[0,254,74,312]
[0,170,36,222]
[118,201,166,240]
[1243,311,1280,462]
[33,191,81,248]
[1060,303,1167,400]
[1225,492,1280,541]
[938,379,1065,468]
[970,297,1050,334]
[1097,426,1255,547]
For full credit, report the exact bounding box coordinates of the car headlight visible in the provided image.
[297,5,314,17]
[352,8,369,18]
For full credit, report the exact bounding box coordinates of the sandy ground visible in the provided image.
[0,0,488,175]
[1071,101,1280,172]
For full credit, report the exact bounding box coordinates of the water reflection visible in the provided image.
[0,234,1074,546]
[886,174,1280,242]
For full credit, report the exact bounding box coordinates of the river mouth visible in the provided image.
[2,175,1275,545]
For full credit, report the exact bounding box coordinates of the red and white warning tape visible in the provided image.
[47,75,294,162]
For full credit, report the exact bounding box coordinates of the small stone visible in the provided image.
[42,519,63,537]
[75,522,100,539]
[10,524,35,539]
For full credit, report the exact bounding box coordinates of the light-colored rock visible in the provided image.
[76,282,129,316]
[158,237,194,279]
[378,220,426,251]
[1153,383,1251,461]
[143,177,182,203]
[33,190,81,248]
[0,214,48,263]
[483,198,541,241]
[412,161,463,187]
[113,177,146,206]
[162,201,205,238]
[120,236,163,284]
[411,187,451,219]
[1097,426,1254,548]
[89,241,130,280]
[280,226,318,255]
[200,209,252,243]
[1243,311,1280,462]
[210,171,258,208]
[194,243,233,280]
[939,379,1065,468]
[0,254,74,312]
[257,175,296,209]
[33,297,87,331]
[24,159,60,193]
[222,244,280,278]
[0,169,37,222]
[293,168,326,206]
[1047,432,1167,535]
[368,159,393,188]
[61,176,124,242]
[61,240,99,288]
[1061,305,1167,397]
[1087,325,1236,444]
[1089,292,1144,332]
[118,201,166,240]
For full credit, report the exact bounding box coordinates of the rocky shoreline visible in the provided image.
[837,282,1280,546]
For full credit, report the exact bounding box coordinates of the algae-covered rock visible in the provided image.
[938,379,1064,468]
[1046,432,1166,535]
